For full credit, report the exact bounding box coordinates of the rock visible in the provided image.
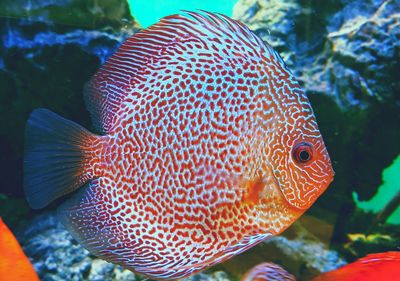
[19,212,137,281]
[186,271,231,281]
[306,0,400,224]
[19,213,342,281]
[234,0,400,106]
[0,0,140,197]
[17,211,348,281]
[207,217,345,281]
[3,1,400,280]
[233,0,301,64]
[19,213,101,281]
[88,260,136,281]
[264,233,346,280]
[19,212,231,281]
[0,0,136,31]
[0,0,140,67]
[233,0,346,68]
[310,0,400,107]
[233,0,400,246]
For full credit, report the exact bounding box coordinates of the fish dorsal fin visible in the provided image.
[85,11,285,134]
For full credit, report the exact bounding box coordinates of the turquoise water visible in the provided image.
[128,0,237,27]
[353,154,400,224]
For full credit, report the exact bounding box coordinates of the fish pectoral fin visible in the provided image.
[57,178,131,266]
[242,177,267,205]
[24,109,104,209]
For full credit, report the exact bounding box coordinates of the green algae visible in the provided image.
[353,154,400,224]
[127,0,237,27]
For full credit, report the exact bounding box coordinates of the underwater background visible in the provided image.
[0,0,399,280]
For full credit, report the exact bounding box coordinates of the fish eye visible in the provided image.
[292,142,313,164]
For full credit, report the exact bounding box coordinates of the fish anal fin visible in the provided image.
[57,179,131,265]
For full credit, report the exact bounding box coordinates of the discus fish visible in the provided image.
[241,262,295,281]
[24,11,334,279]
[312,252,400,281]
[0,218,40,281]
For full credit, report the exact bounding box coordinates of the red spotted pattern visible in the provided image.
[59,11,334,279]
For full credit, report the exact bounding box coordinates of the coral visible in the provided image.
[0,0,140,197]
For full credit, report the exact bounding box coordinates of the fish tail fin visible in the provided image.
[24,108,106,209]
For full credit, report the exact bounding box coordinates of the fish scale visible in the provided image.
[24,11,334,280]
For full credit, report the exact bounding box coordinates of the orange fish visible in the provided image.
[24,11,334,279]
[241,262,295,281]
[0,218,40,281]
[312,252,400,281]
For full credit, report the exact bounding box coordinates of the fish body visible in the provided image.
[241,262,295,281]
[0,218,40,281]
[24,11,334,279]
[312,251,400,281]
